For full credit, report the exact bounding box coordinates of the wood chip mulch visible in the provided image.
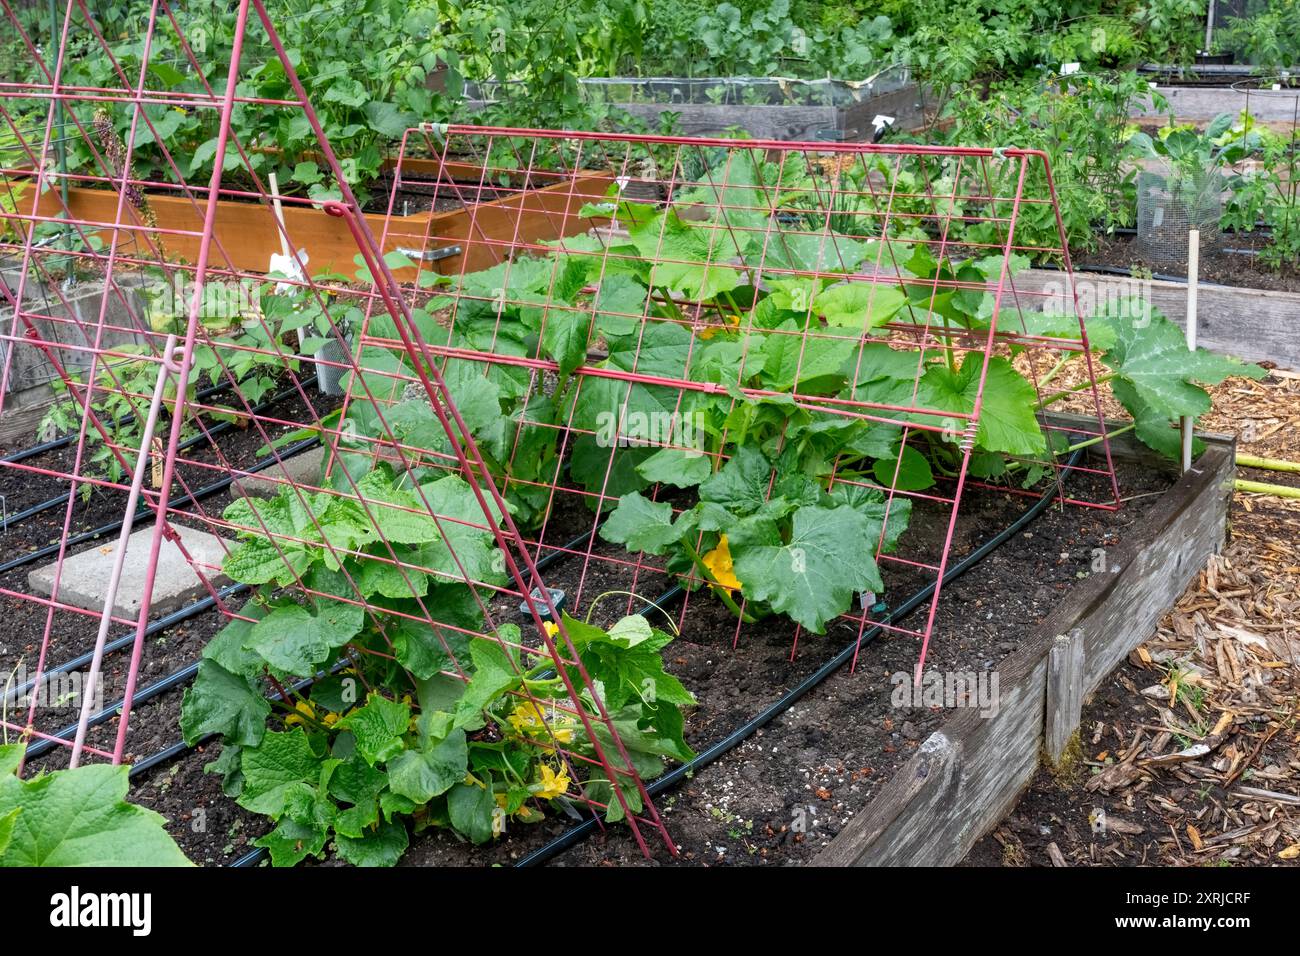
[964,367,1300,867]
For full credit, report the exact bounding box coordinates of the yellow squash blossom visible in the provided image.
[702,534,742,591]
[698,311,740,341]
[284,700,340,728]
[507,700,575,745]
[542,620,559,638]
[532,763,571,800]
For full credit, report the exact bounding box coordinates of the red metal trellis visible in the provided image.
[0,0,1120,863]
[362,123,1122,677]
[0,0,679,857]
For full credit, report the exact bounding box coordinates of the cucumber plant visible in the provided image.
[345,145,1261,638]
[180,464,695,866]
[0,743,191,867]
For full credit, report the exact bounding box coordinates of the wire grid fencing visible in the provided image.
[0,0,678,857]
[370,126,1122,676]
[0,0,1122,864]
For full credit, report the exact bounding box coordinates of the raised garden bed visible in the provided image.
[1131,82,1300,131]
[47,418,1225,866]
[814,423,1235,866]
[10,158,612,277]
[467,74,930,141]
[0,268,149,443]
[1015,264,1300,372]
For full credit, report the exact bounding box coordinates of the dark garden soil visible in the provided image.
[1078,234,1300,293]
[0,424,1179,867]
[0,381,342,866]
[363,176,516,216]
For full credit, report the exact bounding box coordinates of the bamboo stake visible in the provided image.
[1235,479,1300,499]
[1236,453,1300,473]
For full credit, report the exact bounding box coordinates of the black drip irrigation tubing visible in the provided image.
[512,446,1087,867]
[0,380,229,466]
[0,434,321,577]
[19,506,606,766]
[21,509,603,770]
[0,383,308,532]
[3,580,249,706]
[1039,258,1197,286]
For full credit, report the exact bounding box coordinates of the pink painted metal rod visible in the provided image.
[113,0,255,764]
[69,334,177,769]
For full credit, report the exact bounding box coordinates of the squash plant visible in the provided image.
[36,275,302,495]
[0,743,191,867]
[377,145,1261,637]
[180,464,695,866]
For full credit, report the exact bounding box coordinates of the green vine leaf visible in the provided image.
[180,659,272,748]
[599,492,689,554]
[334,817,409,867]
[336,693,411,766]
[729,505,884,633]
[386,729,468,804]
[920,354,1046,457]
[0,746,191,867]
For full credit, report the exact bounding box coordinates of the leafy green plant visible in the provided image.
[0,743,191,866]
[37,276,301,494]
[1130,0,1205,64]
[938,71,1166,255]
[633,0,893,79]
[601,445,909,633]
[1224,117,1300,274]
[391,144,1262,637]
[48,0,455,203]
[180,464,695,865]
[1216,1,1300,69]
[1127,112,1263,222]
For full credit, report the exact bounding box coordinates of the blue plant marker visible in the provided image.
[859,591,888,617]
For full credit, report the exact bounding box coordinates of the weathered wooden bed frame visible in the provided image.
[813,422,1236,866]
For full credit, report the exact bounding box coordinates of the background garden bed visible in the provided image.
[13,160,612,277]
[1016,266,1300,372]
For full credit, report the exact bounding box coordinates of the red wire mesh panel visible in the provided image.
[366,125,1122,679]
[0,0,679,860]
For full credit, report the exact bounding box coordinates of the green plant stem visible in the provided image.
[522,676,564,691]
[1236,453,1300,473]
[1064,422,1135,454]
[583,589,680,634]
[1035,352,1074,391]
[679,540,756,623]
[1036,372,1117,410]
[1235,478,1300,499]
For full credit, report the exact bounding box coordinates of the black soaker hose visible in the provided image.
[4,581,249,705]
[0,435,321,577]
[0,381,229,466]
[0,383,306,533]
[512,447,1086,867]
[23,516,602,764]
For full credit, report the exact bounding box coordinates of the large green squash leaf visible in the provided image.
[0,744,191,867]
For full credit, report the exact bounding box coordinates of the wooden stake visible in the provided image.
[1045,628,1085,764]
